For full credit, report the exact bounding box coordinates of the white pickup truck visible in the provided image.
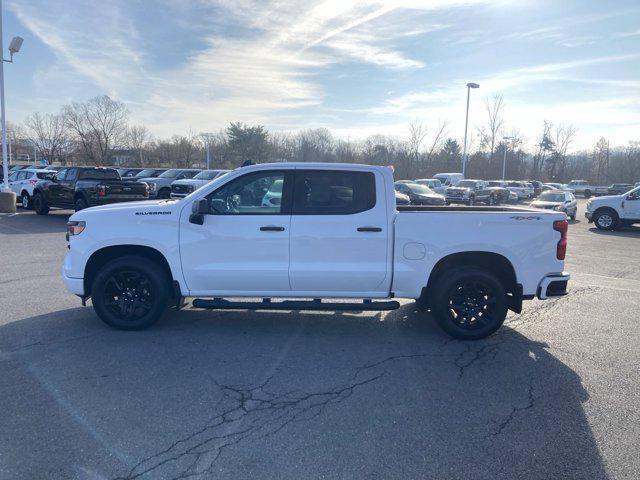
[62,163,570,340]
[585,185,640,230]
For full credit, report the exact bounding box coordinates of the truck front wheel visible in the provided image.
[593,209,618,230]
[430,267,508,340]
[91,256,169,330]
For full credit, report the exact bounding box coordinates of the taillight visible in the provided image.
[97,185,106,197]
[144,184,149,198]
[29,179,38,186]
[553,219,568,260]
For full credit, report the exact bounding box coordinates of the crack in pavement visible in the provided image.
[486,383,536,438]
[113,373,385,480]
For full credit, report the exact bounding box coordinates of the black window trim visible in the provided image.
[205,169,293,216]
[292,169,377,216]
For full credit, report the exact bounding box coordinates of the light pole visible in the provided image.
[501,136,513,181]
[199,132,214,170]
[461,82,479,178]
[0,0,23,206]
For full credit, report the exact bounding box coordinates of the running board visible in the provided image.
[191,298,400,311]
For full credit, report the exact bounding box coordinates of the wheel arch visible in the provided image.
[593,206,619,218]
[84,245,176,298]
[421,251,521,312]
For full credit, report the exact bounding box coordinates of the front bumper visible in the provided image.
[585,211,593,222]
[62,270,85,295]
[537,272,570,300]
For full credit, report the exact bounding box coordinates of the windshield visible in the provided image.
[508,182,522,187]
[488,182,502,187]
[538,192,565,202]
[136,169,159,178]
[194,170,222,180]
[406,183,433,194]
[456,180,477,188]
[158,169,181,178]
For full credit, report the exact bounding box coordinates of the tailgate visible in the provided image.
[103,181,148,198]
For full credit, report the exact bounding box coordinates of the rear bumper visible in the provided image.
[537,272,570,300]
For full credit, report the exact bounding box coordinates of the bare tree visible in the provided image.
[125,125,152,167]
[478,94,505,157]
[546,124,577,179]
[63,95,128,165]
[425,119,449,166]
[408,119,427,164]
[24,112,71,165]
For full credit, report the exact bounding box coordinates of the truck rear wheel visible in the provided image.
[430,267,508,340]
[74,197,88,212]
[91,256,169,330]
[33,193,49,215]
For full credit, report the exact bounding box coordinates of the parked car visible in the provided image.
[585,185,640,230]
[117,168,144,179]
[432,172,463,187]
[7,168,56,209]
[530,190,577,220]
[134,168,167,179]
[526,180,543,197]
[63,162,570,340]
[446,179,497,206]
[607,183,633,195]
[170,169,229,199]
[394,182,446,205]
[506,181,530,200]
[523,182,536,198]
[566,180,606,198]
[395,191,410,205]
[32,166,149,214]
[413,178,446,195]
[486,181,512,203]
[138,169,201,199]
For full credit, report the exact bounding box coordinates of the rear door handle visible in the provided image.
[357,226,382,232]
[260,226,285,232]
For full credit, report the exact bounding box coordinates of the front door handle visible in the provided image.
[260,226,285,232]
[357,226,382,232]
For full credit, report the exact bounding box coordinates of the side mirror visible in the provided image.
[189,198,209,225]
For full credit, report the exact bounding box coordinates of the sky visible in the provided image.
[3,0,640,151]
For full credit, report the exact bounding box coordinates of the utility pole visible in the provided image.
[461,82,479,178]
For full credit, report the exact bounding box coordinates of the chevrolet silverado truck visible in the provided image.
[33,167,149,214]
[62,163,570,340]
[585,185,640,230]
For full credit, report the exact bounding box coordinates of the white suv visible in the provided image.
[8,168,54,209]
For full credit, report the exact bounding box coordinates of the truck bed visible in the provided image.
[397,205,539,213]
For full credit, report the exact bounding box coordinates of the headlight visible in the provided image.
[553,205,563,211]
[66,221,86,237]
[147,182,156,192]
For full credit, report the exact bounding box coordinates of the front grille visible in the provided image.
[172,185,193,194]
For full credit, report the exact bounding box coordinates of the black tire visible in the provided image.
[593,209,618,230]
[583,190,592,199]
[33,192,49,215]
[569,211,576,221]
[157,188,171,199]
[74,196,88,212]
[430,267,508,340]
[467,196,475,206]
[20,191,32,209]
[488,194,496,206]
[92,255,169,330]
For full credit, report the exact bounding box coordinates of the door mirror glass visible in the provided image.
[192,198,210,214]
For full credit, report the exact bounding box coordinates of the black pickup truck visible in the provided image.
[32,167,149,215]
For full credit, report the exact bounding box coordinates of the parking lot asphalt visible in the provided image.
[0,199,638,480]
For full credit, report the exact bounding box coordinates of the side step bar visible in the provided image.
[191,298,400,312]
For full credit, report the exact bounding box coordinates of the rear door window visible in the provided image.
[293,170,376,215]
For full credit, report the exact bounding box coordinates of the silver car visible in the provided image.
[530,190,578,220]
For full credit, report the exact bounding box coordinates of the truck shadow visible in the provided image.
[0,304,609,480]
[588,226,640,237]
[0,209,71,235]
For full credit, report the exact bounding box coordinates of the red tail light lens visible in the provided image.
[144,184,149,198]
[553,219,568,260]
[97,185,106,197]
[29,179,38,186]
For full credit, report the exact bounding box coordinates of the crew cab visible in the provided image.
[566,180,606,198]
[585,185,640,230]
[446,180,497,206]
[62,163,570,340]
[33,167,149,214]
